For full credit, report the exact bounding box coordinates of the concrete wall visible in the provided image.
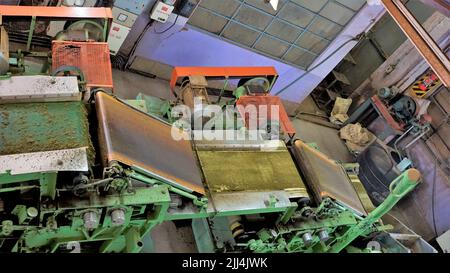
[127,3,385,103]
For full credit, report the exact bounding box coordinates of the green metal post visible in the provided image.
[217,78,228,104]
[103,18,109,42]
[125,226,143,253]
[128,170,208,208]
[27,16,36,51]
[277,203,298,225]
[327,169,421,253]
[40,172,57,200]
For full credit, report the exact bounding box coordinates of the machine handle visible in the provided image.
[327,168,421,253]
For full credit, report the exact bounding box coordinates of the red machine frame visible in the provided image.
[371,95,404,131]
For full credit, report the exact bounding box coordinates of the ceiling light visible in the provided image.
[266,0,279,11]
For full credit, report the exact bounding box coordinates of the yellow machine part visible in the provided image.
[196,145,309,199]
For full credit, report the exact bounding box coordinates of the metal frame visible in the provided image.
[380,0,450,87]
[236,95,296,135]
[169,66,279,91]
[188,0,364,69]
[344,95,404,131]
[52,41,114,88]
[371,95,404,131]
[0,5,113,48]
[0,5,112,18]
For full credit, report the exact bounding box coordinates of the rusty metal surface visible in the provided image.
[381,0,450,87]
[292,140,367,215]
[95,92,205,195]
[196,143,309,199]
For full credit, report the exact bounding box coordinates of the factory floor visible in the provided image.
[112,69,355,252]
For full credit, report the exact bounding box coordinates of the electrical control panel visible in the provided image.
[112,7,138,28]
[150,1,175,23]
[114,0,154,15]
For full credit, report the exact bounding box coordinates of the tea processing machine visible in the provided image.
[0,59,432,253]
[0,5,432,253]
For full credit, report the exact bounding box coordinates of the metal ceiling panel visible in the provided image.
[336,0,366,11]
[278,2,315,28]
[199,0,241,17]
[292,0,328,12]
[222,22,260,46]
[308,16,343,39]
[245,0,285,15]
[295,31,330,54]
[266,19,303,43]
[283,47,316,68]
[254,34,290,58]
[187,0,363,69]
[188,8,228,34]
[320,1,355,25]
[235,5,273,31]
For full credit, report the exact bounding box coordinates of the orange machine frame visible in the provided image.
[169,66,278,92]
[170,66,296,136]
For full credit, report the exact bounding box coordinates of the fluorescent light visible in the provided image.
[267,0,279,11]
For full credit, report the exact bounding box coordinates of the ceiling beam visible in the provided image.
[380,0,450,87]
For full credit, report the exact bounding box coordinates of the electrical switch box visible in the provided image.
[150,1,175,23]
[114,0,154,15]
[108,22,131,56]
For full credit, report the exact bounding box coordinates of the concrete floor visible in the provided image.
[144,222,198,253]
[111,69,354,252]
[291,96,354,163]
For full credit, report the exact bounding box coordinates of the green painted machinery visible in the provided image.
[0,76,426,253]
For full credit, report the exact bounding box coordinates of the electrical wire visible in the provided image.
[153,13,180,34]
[274,33,366,96]
[125,21,153,69]
[125,7,180,68]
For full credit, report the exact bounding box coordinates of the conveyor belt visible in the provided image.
[292,140,368,216]
[196,141,309,199]
[95,92,205,195]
